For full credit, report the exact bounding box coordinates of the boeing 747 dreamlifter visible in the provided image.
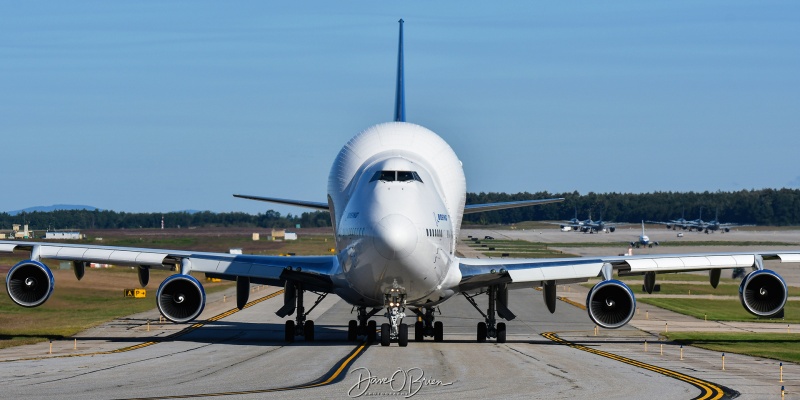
[2,20,797,347]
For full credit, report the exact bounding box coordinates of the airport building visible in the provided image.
[45,231,84,240]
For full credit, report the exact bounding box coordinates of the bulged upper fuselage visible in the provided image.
[328,122,466,307]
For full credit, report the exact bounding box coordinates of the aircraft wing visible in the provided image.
[0,241,338,292]
[457,251,800,292]
[646,220,673,226]
[233,194,330,211]
[463,198,564,214]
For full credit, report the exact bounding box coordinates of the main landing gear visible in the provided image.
[463,284,515,343]
[410,307,443,342]
[347,306,381,343]
[276,281,327,342]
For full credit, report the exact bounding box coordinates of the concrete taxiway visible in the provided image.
[0,228,797,399]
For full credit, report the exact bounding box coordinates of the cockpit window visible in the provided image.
[369,170,423,183]
[380,171,396,181]
[397,171,414,182]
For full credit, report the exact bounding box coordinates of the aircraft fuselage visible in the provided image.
[328,122,465,308]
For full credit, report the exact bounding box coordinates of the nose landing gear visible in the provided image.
[380,288,408,347]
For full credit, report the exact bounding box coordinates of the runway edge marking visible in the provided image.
[541,332,735,400]
[0,289,285,363]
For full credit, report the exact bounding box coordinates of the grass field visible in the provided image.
[638,298,800,323]
[663,332,800,363]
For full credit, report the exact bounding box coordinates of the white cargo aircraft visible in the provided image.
[631,221,659,248]
[2,20,798,347]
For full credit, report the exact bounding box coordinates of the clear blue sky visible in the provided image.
[2,1,798,215]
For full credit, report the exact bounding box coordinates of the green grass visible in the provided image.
[663,332,800,363]
[659,241,796,247]
[583,280,800,297]
[638,298,800,323]
[536,240,796,248]
[621,273,739,283]
[581,275,800,296]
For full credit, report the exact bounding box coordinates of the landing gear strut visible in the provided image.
[463,284,515,343]
[347,306,380,342]
[277,281,327,342]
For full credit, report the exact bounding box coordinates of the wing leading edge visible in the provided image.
[464,198,564,214]
[233,194,329,211]
[0,240,338,292]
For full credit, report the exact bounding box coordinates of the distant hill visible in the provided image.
[7,204,100,216]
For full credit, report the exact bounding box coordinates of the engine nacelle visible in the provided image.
[157,274,206,323]
[586,280,636,329]
[6,260,55,307]
[739,270,787,318]
[609,227,616,232]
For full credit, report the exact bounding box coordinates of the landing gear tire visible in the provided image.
[285,320,295,342]
[348,320,357,341]
[367,320,377,343]
[497,322,507,343]
[398,324,408,347]
[433,321,444,342]
[380,323,391,346]
[414,321,424,342]
[477,322,487,343]
[304,320,315,341]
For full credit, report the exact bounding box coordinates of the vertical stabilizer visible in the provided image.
[641,220,645,236]
[394,19,406,122]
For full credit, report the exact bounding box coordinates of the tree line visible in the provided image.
[2,188,799,230]
[0,209,332,230]
[464,188,800,226]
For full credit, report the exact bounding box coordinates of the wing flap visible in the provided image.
[779,254,800,262]
[507,263,604,282]
[56,247,89,259]
[0,243,17,252]
[625,254,755,273]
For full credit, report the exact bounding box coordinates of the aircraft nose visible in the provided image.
[373,214,418,260]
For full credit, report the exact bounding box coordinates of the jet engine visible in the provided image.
[157,274,206,323]
[609,227,616,233]
[586,280,635,329]
[739,270,787,318]
[5,260,55,307]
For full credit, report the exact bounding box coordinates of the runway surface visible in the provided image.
[0,228,798,399]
